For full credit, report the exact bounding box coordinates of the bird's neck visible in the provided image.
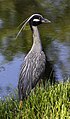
[31,26,42,52]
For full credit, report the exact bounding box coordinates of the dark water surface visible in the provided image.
[0,0,70,98]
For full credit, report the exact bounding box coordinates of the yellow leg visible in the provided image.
[19,100,23,109]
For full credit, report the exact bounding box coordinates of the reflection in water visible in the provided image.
[47,40,70,82]
[0,54,25,98]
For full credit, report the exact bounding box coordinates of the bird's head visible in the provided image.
[15,14,51,39]
[29,14,51,26]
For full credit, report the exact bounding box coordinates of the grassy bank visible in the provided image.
[0,81,70,119]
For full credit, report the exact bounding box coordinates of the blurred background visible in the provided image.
[0,0,70,98]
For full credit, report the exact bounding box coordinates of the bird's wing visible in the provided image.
[18,51,46,99]
[18,58,31,99]
[32,51,46,85]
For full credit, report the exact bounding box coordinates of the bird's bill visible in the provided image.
[41,18,51,23]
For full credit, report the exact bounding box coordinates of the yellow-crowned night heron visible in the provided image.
[18,14,51,106]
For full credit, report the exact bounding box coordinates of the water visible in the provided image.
[46,40,70,82]
[0,54,25,98]
[0,0,70,98]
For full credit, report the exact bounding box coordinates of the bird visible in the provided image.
[17,14,51,108]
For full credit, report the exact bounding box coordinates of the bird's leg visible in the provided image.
[19,100,23,109]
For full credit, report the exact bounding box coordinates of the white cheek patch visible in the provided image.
[33,19,40,22]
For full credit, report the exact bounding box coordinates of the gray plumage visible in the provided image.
[18,14,51,101]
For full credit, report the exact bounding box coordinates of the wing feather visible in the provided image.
[18,51,46,99]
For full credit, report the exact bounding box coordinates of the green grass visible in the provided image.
[0,81,70,119]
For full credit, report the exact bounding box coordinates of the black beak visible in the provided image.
[41,17,51,23]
